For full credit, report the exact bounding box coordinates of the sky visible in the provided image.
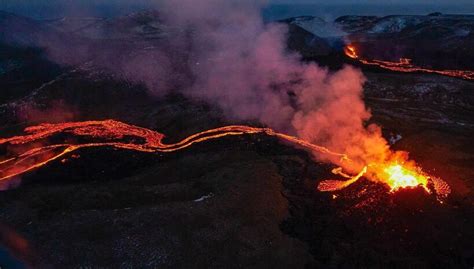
[1,0,474,19]
[3,0,472,4]
[271,0,472,3]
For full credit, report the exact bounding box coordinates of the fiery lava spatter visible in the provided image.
[0,120,450,199]
[383,163,429,192]
[344,45,474,81]
[319,158,451,198]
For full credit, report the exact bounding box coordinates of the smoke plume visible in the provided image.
[148,0,390,171]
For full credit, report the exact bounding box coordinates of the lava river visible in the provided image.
[344,45,474,81]
[0,120,450,198]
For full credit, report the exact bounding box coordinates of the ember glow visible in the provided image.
[344,45,358,59]
[383,164,429,192]
[344,45,474,81]
[318,161,448,197]
[0,120,450,198]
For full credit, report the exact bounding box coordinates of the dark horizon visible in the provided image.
[2,2,474,20]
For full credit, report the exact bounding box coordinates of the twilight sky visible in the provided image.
[2,0,473,6]
[1,0,473,19]
[271,0,472,3]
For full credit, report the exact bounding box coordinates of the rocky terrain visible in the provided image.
[0,10,473,268]
[285,13,474,70]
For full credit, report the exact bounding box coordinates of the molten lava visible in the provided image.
[344,45,358,59]
[344,45,474,81]
[383,164,428,191]
[0,120,450,199]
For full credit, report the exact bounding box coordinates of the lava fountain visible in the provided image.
[0,120,450,199]
[382,164,429,192]
[344,44,474,81]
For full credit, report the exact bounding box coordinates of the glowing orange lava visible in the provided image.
[344,45,474,81]
[318,153,451,198]
[382,163,429,191]
[0,120,450,199]
[344,45,358,59]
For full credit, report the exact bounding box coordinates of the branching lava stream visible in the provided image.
[0,120,450,198]
[344,45,474,81]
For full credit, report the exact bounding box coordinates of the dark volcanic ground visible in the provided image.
[0,10,473,269]
[0,70,473,268]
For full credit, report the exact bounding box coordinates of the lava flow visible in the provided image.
[0,120,450,198]
[344,45,474,81]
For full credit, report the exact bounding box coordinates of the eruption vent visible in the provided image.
[383,164,429,192]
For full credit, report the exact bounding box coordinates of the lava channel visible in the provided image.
[0,120,450,198]
[344,45,474,81]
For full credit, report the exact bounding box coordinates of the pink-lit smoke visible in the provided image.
[153,0,390,171]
